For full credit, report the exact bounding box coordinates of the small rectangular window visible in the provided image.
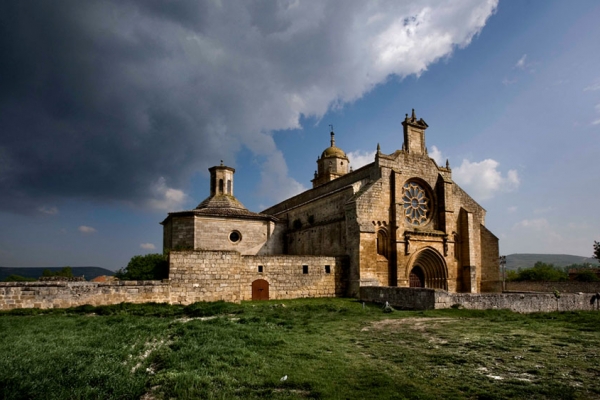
[302,265,308,274]
[258,265,263,273]
[325,265,331,274]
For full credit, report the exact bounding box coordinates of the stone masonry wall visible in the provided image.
[506,281,600,293]
[168,250,345,304]
[0,281,169,310]
[360,286,600,313]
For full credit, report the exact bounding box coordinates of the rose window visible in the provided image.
[402,182,430,226]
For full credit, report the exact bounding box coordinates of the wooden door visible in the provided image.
[252,279,269,300]
[409,266,425,288]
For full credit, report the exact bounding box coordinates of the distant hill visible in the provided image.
[0,266,115,282]
[505,254,599,270]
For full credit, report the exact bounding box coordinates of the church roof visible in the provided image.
[196,194,246,210]
[321,145,347,159]
[320,131,348,159]
[192,194,275,219]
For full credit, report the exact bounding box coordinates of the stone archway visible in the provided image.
[407,248,448,290]
[252,279,269,300]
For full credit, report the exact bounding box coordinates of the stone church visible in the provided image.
[161,110,500,302]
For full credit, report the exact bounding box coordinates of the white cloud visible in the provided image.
[165,0,498,206]
[258,150,306,206]
[512,218,550,231]
[592,119,600,126]
[347,150,377,170]
[515,54,527,69]
[502,78,517,86]
[37,205,58,215]
[147,177,189,211]
[429,145,444,165]
[140,243,156,250]
[453,158,519,201]
[583,82,600,91]
[79,225,97,234]
[507,206,517,213]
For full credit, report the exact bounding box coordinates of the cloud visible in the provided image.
[453,159,519,201]
[533,206,554,215]
[0,1,498,212]
[584,82,600,91]
[429,145,444,165]
[502,78,517,86]
[592,119,600,126]
[347,150,376,170]
[146,177,188,211]
[258,150,306,205]
[512,218,550,231]
[37,205,58,215]
[507,206,517,213]
[140,243,156,250]
[515,54,527,69]
[78,225,97,234]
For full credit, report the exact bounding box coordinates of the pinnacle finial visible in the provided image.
[330,131,335,147]
[446,159,450,168]
[411,108,416,120]
[220,160,224,166]
[377,143,381,153]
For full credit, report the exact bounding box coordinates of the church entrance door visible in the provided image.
[409,266,425,288]
[252,279,269,300]
[407,248,448,290]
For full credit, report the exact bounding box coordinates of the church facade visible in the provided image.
[161,110,500,302]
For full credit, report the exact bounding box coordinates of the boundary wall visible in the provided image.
[506,281,600,293]
[360,286,600,313]
[0,251,347,309]
[0,281,169,310]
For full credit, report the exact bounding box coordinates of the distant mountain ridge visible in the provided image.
[505,254,598,271]
[0,266,115,281]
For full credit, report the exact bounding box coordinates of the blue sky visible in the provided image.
[1,1,599,270]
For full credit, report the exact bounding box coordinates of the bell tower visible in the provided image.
[312,128,349,188]
[402,109,429,155]
[209,160,235,196]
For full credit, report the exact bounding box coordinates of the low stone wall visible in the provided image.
[359,286,437,310]
[360,286,600,313]
[0,281,169,310]
[506,281,600,293]
[169,250,346,304]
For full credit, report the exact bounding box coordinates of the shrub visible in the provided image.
[573,270,599,282]
[115,254,168,280]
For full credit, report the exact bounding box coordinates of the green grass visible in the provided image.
[1,299,600,399]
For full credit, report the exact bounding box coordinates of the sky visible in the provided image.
[1,0,599,271]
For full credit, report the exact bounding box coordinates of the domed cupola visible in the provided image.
[312,128,349,188]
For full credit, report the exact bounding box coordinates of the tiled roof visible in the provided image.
[163,194,277,222]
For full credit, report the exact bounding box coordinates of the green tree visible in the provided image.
[573,270,599,282]
[41,267,74,278]
[115,254,169,280]
[514,262,568,282]
[3,274,36,282]
[594,241,600,262]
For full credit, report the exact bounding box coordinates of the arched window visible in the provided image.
[219,179,224,194]
[377,230,388,258]
[227,179,232,195]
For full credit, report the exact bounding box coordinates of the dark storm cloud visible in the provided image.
[0,1,228,213]
[0,1,497,213]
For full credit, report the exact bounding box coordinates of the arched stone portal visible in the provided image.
[407,248,448,290]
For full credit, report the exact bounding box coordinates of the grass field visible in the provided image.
[1,298,600,399]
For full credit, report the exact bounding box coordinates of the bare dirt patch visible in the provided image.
[362,317,455,332]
